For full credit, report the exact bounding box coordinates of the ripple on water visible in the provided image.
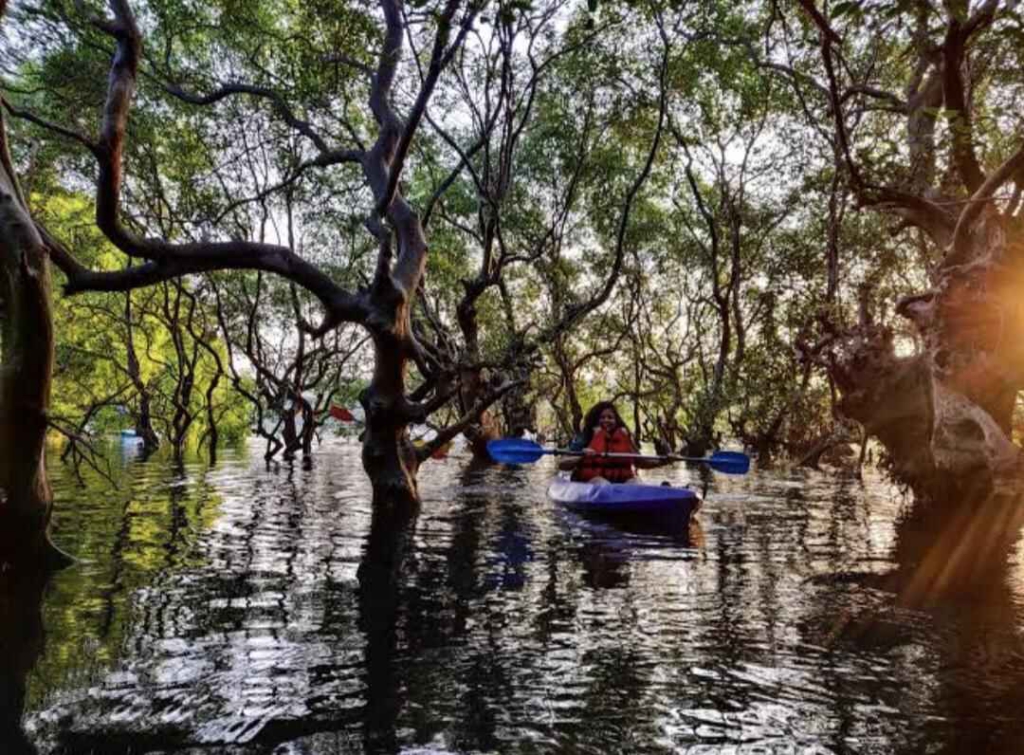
[17,445,1024,753]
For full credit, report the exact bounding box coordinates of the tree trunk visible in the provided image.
[134,391,159,455]
[361,330,420,507]
[300,402,316,459]
[458,366,501,459]
[500,362,535,438]
[0,121,70,569]
[282,401,299,462]
[455,294,500,460]
[682,435,711,459]
[124,294,159,454]
[829,215,1024,498]
[795,0,1024,498]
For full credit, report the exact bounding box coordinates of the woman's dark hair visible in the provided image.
[580,401,627,446]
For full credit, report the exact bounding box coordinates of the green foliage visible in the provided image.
[35,190,252,454]
[7,0,1018,469]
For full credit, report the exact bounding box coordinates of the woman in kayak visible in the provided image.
[559,401,666,484]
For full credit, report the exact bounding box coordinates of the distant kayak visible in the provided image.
[547,477,701,520]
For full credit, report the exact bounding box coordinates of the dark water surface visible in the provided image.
[10,440,1024,753]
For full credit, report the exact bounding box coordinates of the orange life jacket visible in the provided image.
[574,427,637,483]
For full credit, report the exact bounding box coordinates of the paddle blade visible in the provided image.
[329,403,356,422]
[707,451,751,475]
[487,438,547,464]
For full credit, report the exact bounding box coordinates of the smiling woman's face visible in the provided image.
[598,408,617,432]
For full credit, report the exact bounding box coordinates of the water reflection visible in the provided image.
[840,484,1024,755]
[0,571,45,755]
[359,496,420,753]
[14,443,1024,753]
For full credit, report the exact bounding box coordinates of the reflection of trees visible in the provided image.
[888,488,1024,605]
[38,450,374,750]
[25,455,223,750]
[0,572,46,755]
[533,528,575,646]
[29,445,1024,753]
[445,467,526,748]
[802,482,1024,754]
[677,472,869,747]
[572,646,650,750]
[103,464,215,639]
[578,540,630,590]
[885,488,1024,755]
[383,463,528,750]
[358,497,420,753]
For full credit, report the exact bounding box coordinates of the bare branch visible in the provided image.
[2,98,97,153]
[796,0,865,192]
[415,378,523,462]
[942,15,987,194]
[946,142,1024,266]
[322,52,375,76]
[376,0,478,218]
[163,82,333,154]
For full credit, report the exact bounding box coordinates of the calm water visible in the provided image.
[7,439,1024,753]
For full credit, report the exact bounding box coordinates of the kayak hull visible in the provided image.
[547,478,700,520]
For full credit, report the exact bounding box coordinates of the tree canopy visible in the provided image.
[1,0,1021,531]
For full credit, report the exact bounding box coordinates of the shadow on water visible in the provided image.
[808,480,1024,755]
[357,497,420,754]
[569,514,703,591]
[0,572,46,755]
[895,486,1024,755]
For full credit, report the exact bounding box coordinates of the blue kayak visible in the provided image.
[547,477,701,519]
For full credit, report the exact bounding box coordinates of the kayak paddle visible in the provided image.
[486,438,750,474]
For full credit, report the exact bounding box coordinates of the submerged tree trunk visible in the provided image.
[282,401,300,462]
[0,117,69,569]
[134,391,159,454]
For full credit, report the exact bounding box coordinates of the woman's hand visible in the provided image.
[583,447,597,456]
